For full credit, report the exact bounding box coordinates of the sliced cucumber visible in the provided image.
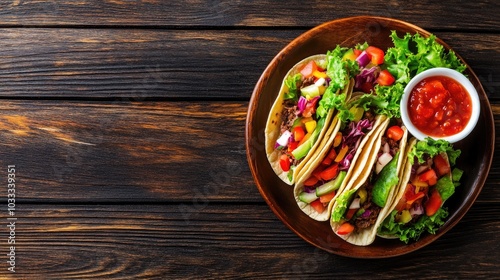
[316,171,347,196]
[300,84,320,98]
[298,191,318,203]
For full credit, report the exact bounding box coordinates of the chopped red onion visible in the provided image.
[361,210,372,218]
[410,204,424,216]
[297,96,307,113]
[356,51,371,67]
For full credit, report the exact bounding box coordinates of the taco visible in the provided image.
[265,51,354,185]
[293,94,388,221]
[329,119,408,246]
[377,137,462,243]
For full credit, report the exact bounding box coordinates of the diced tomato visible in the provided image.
[345,208,357,220]
[320,163,339,181]
[319,191,336,204]
[359,81,374,93]
[365,46,385,65]
[419,169,438,186]
[337,222,355,235]
[425,190,443,216]
[395,196,408,212]
[334,145,349,162]
[327,147,338,159]
[427,176,437,186]
[386,125,404,141]
[353,49,362,57]
[300,61,319,78]
[376,69,395,86]
[406,191,425,205]
[321,156,332,166]
[280,155,290,172]
[304,176,319,187]
[292,126,305,142]
[433,153,451,176]
[312,167,323,180]
[310,199,326,213]
[287,141,298,152]
[322,147,337,165]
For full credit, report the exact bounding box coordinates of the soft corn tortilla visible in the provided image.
[376,137,417,239]
[265,55,339,185]
[293,107,388,221]
[329,123,408,246]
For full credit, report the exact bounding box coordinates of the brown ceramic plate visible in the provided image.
[245,16,494,258]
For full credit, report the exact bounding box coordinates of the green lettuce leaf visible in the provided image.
[331,188,357,222]
[435,176,455,201]
[408,138,461,165]
[352,83,405,119]
[379,207,449,244]
[384,31,466,86]
[284,73,302,101]
[317,46,359,119]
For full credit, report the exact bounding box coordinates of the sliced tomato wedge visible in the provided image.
[320,163,339,181]
[337,222,355,235]
[425,190,443,216]
[311,167,323,180]
[345,208,358,220]
[303,176,319,187]
[419,169,438,186]
[292,126,305,142]
[376,69,395,86]
[386,125,404,141]
[310,199,326,213]
[433,153,451,176]
[279,154,290,172]
[300,61,319,78]
[365,46,385,65]
[319,191,336,204]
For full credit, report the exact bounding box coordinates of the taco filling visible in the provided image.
[275,62,329,175]
[378,138,462,243]
[296,106,377,214]
[332,120,405,236]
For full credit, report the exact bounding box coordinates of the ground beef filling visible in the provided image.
[280,99,298,134]
[352,133,401,231]
[353,181,381,231]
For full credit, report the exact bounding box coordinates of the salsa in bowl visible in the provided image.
[400,67,480,143]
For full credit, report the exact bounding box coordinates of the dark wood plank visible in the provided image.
[0,29,497,100]
[0,1,498,31]
[5,203,498,278]
[0,100,259,203]
[0,100,498,204]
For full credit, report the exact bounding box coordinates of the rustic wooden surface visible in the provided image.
[0,1,498,279]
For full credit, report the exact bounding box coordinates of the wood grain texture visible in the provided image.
[0,100,260,203]
[0,0,497,31]
[4,203,498,279]
[0,29,497,100]
[0,100,497,204]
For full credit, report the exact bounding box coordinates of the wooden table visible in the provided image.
[1,1,498,279]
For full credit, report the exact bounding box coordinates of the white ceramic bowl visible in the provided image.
[400,67,480,143]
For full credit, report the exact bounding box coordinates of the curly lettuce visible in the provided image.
[316,46,359,119]
[284,73,302,101]
[384,31,466,85]
[379,207,449,244]
[408,137,461,165]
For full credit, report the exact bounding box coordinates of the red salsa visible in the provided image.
[408,76,472,137]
